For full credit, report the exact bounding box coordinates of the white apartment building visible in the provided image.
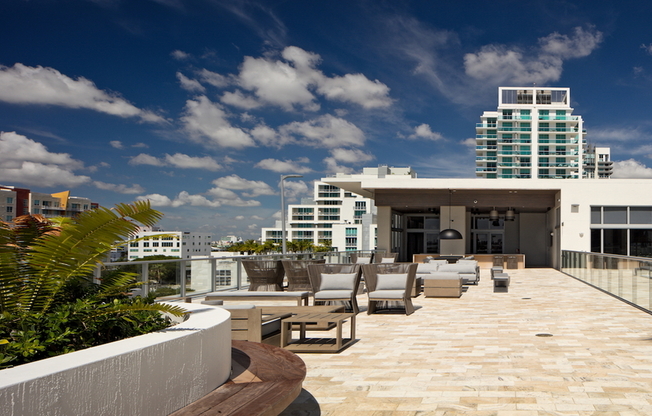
[261,179,383,251]
[127,227,212,260]
[476,87,612,179]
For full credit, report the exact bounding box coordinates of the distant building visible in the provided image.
[262,168,415,252]
[0,185,97,221]
[476,87,612,179]
[127,226,212,260]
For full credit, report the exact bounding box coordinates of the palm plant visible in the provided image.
[0,201,185,319]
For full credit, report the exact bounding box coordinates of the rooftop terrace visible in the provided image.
[273,268,652,415]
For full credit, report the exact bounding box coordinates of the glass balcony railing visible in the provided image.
[562,251,652,313]
[100,250,377,302]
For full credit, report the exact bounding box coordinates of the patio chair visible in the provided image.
[373,252,398,263]
[242,259,284,291]
[362,263,418,315]
[281,259,326,292]
[307,263,362,314]
[350,252,374,264]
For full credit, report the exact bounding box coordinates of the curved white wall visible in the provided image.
[0,303,231,416]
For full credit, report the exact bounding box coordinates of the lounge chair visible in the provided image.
[241,259,284,291]
[361,263,418,315]
[281,259,326,292]
[307,263,362,314]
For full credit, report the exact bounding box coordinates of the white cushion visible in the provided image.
[319,273,357,291]
[375,273,408,291]
[381,257,395,263]
[417,263,439,273]
[315,290,353,299]
[368,290,405,299]
[356,257,372,264]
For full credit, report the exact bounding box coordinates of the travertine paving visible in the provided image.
[279,268,652,416]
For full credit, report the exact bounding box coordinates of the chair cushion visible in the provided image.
[438,263,476,274]
[356,257,372,264]
[368,290,405,300]
[375,273,408,291]
[319,273,357,290]
[417,263,439,273]
[314,290,354,300]
[261,319,281,336]
[380,257,395,263]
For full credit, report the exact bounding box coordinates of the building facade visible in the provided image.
[324,167,652,269]
[261,180,380,251]
[476,87,612,179]
[0,186,97,221]
[127,227,212,260]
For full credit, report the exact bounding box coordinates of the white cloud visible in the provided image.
[464,26,603,85]
[250,124,291,148]
[641,44,652,55]
[251,215,264,220]
[171,50,190,60]
[0,131,91,187]
[211,174,275,197]
[590,127,646,142]
[234,215,245,220]
[164,153,222,171]
[129,152,222,171]
[110,140,124,149]
[176,72,205,93]
[408,123,444,141]
[279,114,365,148]
[220,90,261,109]
[137,193,173,206]
[94,181,145,194]
[129,153,164,166]
[0,63,165,123]
[612,159,652,178]
[329,148,374,163]
[461,138,476,148]
[198,69,230,88]
[317,73,391,109]
[233,46,391,111]
[254,158,312,173]
[181,95,255,148]
[132,142,149,148]
[280,179,309,200]
[323,157,355,174]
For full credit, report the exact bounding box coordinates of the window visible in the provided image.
[6,197,13,203]
[604,207,627,224]
[42,201,50,207]
[33,208,39,214]
[6,206,12,213]
[71,204,80,209]
[33,200,40,205]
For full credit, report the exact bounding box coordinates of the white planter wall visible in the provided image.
[0,303,231,416]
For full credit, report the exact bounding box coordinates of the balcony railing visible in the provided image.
[562,251,652,313]
[100,250,377,302]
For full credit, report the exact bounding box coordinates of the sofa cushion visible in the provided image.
[368,290,405,300]
[319,273,357,291]
[375,273,408,291]
[438,263,476,274]
[315,289,354,300]
[417,263,439,273]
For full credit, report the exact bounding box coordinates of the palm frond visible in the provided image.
[91,300,187,318]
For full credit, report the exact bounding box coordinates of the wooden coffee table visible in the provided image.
[280,312,356,353]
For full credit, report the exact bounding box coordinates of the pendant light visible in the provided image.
[440,190,463,240]
[489,207,499,220]
[505,207,515,221]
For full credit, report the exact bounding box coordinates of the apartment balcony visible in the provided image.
[476,145,498,151]
[475,167,497,173]
[538,115,580,120]
[537,127,578,132]
[476,134,498,139]
[475,123,497,128]
[496,127,532,132]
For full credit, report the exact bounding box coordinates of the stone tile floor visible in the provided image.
[278,268,652,416]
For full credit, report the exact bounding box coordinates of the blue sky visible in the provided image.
[2,0,652,238]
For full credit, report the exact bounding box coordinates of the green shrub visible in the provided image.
[0,202,186,370]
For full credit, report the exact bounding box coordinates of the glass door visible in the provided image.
[473,232,503,254]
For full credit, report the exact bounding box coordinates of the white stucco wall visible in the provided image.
[0,303,231,416]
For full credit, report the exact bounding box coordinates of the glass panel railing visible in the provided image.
[562,250,652,313]
[100,249,378,302]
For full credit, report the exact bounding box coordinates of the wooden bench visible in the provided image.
[204,291,310,306]
[170,340,306,416]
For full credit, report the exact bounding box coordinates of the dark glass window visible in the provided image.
[630,207,652,224]
[630,229,652,257]
[603,229,627,255]
[604,207,627,224]
[591,229,601,253]
[590,207,601,224]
